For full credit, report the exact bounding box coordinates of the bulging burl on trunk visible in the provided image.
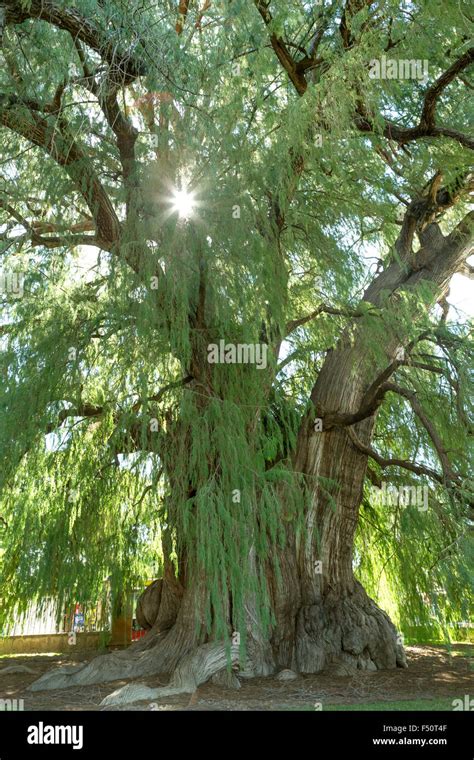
[135,579,162,630]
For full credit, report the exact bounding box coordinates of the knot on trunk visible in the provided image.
[136,579,163,630]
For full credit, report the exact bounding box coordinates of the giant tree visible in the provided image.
[0,0,472,704]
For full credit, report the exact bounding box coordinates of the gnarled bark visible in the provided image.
[28,208,473,704]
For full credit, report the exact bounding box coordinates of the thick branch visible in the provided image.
[0,198,107,248]
[254,0,308,95]
[355,105,474,153]
[3,0,145,84]
[71,39,139,208]
[457,261,474,280]
[447,209,474,250]
[176,0,191,35]
[382,382,457,483]
[0,95,121,247]
[285,303,374,335]
[348,427,444,484]
[256,0,474,151]
[45,402,104,434]
[340,0,374,50]
[419,48,474,130]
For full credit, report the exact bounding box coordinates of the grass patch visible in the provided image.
[284,699,456,711]
[325,699,455,711]
[0,652,61,659]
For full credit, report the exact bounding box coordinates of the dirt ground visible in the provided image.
[0,645,472,711]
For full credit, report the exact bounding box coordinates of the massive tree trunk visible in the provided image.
[271,209,473,675]
[28,381,403,703]
[28,209,472,703]
[273,362,403,674]
[29,325,405,701]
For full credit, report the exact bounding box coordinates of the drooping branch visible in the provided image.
[131,375,194,413]
[0,94,122,248]
[320,352,468,449]
[2,0,145,84]
[347,427,445,485]
[339,0,374,50]
[419,48,474,131]
[254,0,474,151]
[45,403,105,434]
[176,0,191,35]
[0,197,107,249]
[254,2,306,94]
[70,38,139,211]
[354,49,474,151]
[285,303,376,336]
[381,382,458,484]
[43,377,193,459]
[399,360,444,376]
[329,373,462,487]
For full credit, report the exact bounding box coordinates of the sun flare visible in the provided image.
[170,188,196,219]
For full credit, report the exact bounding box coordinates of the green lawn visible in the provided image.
[286,699,455,711]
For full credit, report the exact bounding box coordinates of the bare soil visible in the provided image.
[0,645,472,711]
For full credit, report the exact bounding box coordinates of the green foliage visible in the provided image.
[0,0,472,642]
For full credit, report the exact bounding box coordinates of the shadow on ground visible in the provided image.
[0,645,471,711]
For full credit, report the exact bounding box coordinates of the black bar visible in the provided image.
[0,710,472,758]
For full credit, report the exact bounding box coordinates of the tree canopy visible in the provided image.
[0,0,472,649]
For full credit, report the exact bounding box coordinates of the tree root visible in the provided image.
[100,641,240,707]
[28,650,155,692]
[295,583,407,673]
[28,631,171,692]
[28,584,405,697]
